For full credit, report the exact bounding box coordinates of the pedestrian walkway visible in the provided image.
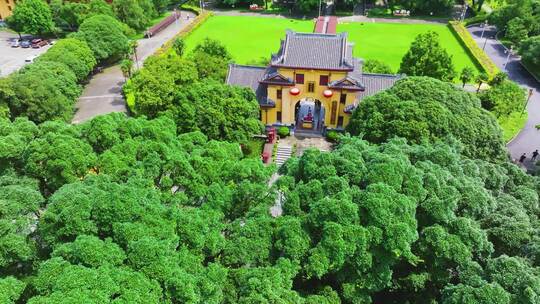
[72,10,196,124]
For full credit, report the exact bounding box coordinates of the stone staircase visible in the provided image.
[275,145,293,166]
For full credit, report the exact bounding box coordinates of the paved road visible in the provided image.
[467,25,540,163]
[72,11,196,124]
[0,31,52,77]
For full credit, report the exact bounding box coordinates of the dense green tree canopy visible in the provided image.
[1,112,540,303]
[128,47,261,141]
[112,0,156,31]
[399,31,456,81]
[5,61,80,123]
[519,35,540,71]
[73,14,130,62]
[346,77,506,161]
[37,38,97,81]
[363,59,394,74]
[6,0,55,36]
[479,80,526,117]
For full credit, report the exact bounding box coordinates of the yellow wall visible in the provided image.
[264,67,358,129]
[0,0,16,20]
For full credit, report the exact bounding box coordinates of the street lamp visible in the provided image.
[460,4,468,22]
[318,0,322,17]
[522,88,534,115]
[504,45,514,71]
[480,20,488,39]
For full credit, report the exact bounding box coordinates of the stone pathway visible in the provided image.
[72,11,196,124]
[275,144,293,166]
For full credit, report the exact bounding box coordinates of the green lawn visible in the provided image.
[183,16,314,64]
[184,16,481,76]
[498,111,528,143]
[337,22,482,75]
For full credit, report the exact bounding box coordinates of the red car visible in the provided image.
[31,39,48,48]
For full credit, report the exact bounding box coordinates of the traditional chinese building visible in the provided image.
[226,30,402,132]
[0,0,17,20]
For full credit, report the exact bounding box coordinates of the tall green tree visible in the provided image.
[399,31,456,81]
[73,14,129,62]
[460,66,475,88]
[6,0,55,36]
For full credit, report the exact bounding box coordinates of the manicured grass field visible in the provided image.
[183,16,314,64]
[184,16,481,76]
[337,22,482,74]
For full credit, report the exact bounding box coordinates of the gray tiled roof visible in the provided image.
[271,31,354,70]
[356,73,403,99]
[226,64,274,107]
[226,64,266,91]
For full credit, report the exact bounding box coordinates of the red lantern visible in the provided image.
[290,87,300,96]
[323,89,333,97]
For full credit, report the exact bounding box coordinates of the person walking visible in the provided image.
[532,149,539,161]
[519,153,527,163]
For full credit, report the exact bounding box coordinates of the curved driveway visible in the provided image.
[72,11,196,124]
[467,24,540,162]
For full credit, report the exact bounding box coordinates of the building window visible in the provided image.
[337,116,344,127]
[277,89,282,100]
[295,73,304,84]
[340,93,347,104]
[277,111,282,122]
[308,82,315,93]
[319,75,329,86]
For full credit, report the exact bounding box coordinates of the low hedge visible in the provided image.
[464,14,488,26]
[449,21,499,79]
[154,9,212,55]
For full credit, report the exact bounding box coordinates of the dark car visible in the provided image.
[20,40,31,48]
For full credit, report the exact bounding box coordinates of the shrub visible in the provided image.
[278,126,290,137]
[326,130,340,142]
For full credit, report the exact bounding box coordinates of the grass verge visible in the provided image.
[498,111,528,143]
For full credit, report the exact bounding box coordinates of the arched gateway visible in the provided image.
[226,30,403,134]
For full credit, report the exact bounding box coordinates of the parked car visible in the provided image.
[31,39,48,48]
[20,40,31,48]
[11,40,20,48]
[25,55,38,63]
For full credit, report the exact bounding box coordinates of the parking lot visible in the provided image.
[0,30,52,77]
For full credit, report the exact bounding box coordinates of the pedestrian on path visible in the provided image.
[520,153,527,163]
[533,150,539,160]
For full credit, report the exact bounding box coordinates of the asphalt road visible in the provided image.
[72,11,196,124]
[467,24,540,163]
[0,31,52,77]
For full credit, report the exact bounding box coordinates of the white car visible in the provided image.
[25,55,38,63]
